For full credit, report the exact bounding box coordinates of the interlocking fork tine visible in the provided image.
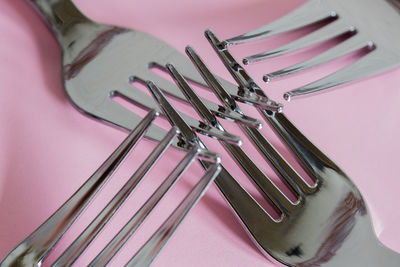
[184,46,315,197]
[133,72,263,129]
[0,110,158,267]
[206,30,283,113]
[224,0,334,45]
[205,29,333,182]
[148,73,295,215]
[116,82,242,146]
[52,126,179,267]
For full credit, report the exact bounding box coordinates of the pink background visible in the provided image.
[1,0,400,266]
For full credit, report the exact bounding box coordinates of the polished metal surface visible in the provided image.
[223,0,400,100]
[1,110,221,267]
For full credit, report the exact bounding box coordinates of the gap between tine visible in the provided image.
[223,0,333,46]
[205,29,283,113]
[264,35,372,82]
[52,126,179,267]
[0,110,158,267]
[244,19,353,65]
[126,163,221,267]
[149,67,297,216]
[282,49,391,101]
[184,46,313,196]
[89,145,201,267]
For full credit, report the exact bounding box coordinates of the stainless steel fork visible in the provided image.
[146,53,400,266]
[1,110,221,267]
[222,0,400,100]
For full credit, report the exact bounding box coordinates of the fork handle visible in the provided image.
[29,0,90,39]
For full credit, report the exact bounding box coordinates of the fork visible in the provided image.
[222,0,400,101]
[1,110,221,267]
[146,55,400,266]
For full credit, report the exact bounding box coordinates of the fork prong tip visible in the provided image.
[171,126,181,135]
[205,29,225,49]
[263,74,272,83]
[185,46,196,57]
[165,63,176,74]
[283,92,293,102]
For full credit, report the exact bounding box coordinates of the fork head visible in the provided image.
[223,0,400,100]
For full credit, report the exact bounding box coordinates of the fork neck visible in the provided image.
[30,0,91,39]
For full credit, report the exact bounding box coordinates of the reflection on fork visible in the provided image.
[1,110,221,267]
[222,0,400,100]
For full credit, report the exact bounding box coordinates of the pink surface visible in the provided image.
[1,0,400,266]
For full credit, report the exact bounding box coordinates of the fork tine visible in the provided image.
[89,145,201,267]
[126,163,221,267]
[134,72,263,128]
[224,0,334,46]
[166,63,219,128]
[53,126,179,267]
[283,50,393,100]
[264,35,373,82]
[244,20,353,65]
[185,46,281,111]
[146,81,229,155]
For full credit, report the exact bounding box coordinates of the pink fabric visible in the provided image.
[1,0,399,266]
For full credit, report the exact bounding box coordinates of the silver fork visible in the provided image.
[222,0,400,101]
[146,53,400,266]
[1,110,221,267]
